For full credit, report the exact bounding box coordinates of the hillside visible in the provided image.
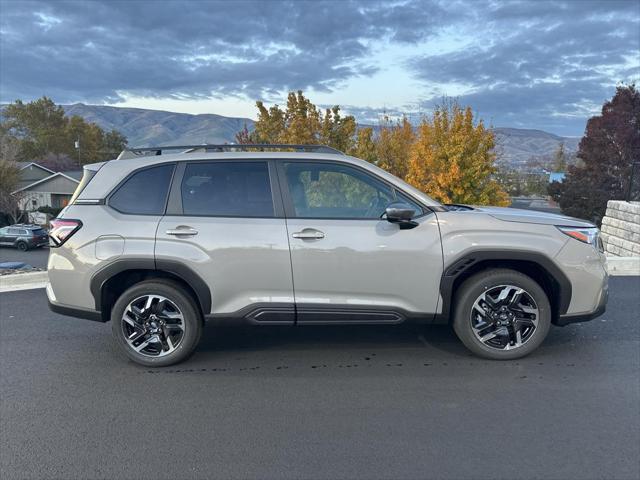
[492,127,580,167]
[5,103,579,168]
[62,104,254,147]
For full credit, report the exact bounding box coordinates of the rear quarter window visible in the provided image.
[109,164,175,215]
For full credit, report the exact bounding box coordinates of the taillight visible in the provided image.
[49,219,82,247]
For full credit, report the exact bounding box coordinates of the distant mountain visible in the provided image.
[492,127,580,167]
[62,103,254,147]
[42,104,579,168]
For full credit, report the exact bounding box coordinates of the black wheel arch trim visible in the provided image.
[89,258,212,317]
[439,250,572,321]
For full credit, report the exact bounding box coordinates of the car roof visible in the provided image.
[8,224,42,230]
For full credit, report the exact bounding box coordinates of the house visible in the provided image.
[12,162,80,211]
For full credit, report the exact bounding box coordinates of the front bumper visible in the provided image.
[556,280,608,326]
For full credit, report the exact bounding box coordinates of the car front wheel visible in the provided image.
[453,269,551,360]
[111,279,203,367]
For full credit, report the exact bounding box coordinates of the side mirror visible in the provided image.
[385,202,418,229]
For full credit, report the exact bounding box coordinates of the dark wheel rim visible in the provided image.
[121,295,185,358]
[17,243,27,251]
[470,285,539,351]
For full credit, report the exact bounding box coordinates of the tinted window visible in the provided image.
[181,162,274,217]
[284,162,422,219]
[110,164,174,215]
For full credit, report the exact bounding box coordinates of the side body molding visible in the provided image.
[437,250,572,322]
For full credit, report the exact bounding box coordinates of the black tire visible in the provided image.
[111,279,203,367]
[452,269,551,360]
[16,241,28,251]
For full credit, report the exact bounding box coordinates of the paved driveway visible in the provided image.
[1,277,639,479]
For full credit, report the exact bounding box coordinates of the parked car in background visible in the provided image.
[0,224,49,251]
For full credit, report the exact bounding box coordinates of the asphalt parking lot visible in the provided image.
[1,277,639,480]
[0,246,49,269]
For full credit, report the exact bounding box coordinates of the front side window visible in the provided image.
[283,162,422,219]
[181,161,274,217]
[109,164,175,215]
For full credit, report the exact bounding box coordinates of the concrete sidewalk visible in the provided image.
[1,258,637,293]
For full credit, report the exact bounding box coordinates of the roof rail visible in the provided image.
[116,144,344,159]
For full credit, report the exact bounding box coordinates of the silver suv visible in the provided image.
[47,145,608,366]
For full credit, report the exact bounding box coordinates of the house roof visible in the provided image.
[12,171,80,194]
[15,162,56,174]
[61,170,83,181]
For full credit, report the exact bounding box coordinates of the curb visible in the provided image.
[606,256,640,276]
[0,271,49,293]
[0,258,638,294]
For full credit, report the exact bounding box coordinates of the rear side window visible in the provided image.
[181,162,274,217]
[109,164,175,215]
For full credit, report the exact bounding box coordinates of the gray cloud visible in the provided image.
[409,0,640,135]
[1,0,638,135]
[0,0,449,102]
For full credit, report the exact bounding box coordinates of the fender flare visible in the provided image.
[438,249,572,321]
[90,258,212,316]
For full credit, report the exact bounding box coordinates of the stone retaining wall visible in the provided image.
[601,201,640,257]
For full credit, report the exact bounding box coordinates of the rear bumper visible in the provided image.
[47,284,104,322]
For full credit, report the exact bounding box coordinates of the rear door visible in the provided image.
[0,227,16,246]
[278,160,443,323]
[155,160,295,323]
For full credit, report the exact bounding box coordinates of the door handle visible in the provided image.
[166,227,198,236]
[292,229,325,240]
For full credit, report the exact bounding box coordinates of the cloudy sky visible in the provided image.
[1,0,638,136]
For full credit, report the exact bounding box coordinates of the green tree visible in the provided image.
[0,130,25,223]
[1,97,68,159]
[1,96,128,164]
[550,84,640,223]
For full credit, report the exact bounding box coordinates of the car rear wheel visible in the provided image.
[453,269,551,360]
[111,279,202,367]
[16,241,28,251]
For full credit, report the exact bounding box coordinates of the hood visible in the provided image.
[471,206,595,227]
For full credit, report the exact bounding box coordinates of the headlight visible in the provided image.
[557,226,603,251]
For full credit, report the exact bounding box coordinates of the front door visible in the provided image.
[155,160,295,324]
[278,160,443,324]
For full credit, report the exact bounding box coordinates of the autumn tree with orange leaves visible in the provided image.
[406,101,509,206]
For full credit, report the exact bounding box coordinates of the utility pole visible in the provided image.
[75,138,80,167]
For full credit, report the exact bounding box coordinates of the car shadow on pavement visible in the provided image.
[195,322,470,358]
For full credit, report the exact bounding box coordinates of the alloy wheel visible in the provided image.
[121,295,185,357]
[470,285,539,351]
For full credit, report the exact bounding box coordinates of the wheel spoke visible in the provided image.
[134,339,151,352]
[123,313,139,328]
[508,289,524,308]
[514,316,536,329]
[153,299,166,315]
